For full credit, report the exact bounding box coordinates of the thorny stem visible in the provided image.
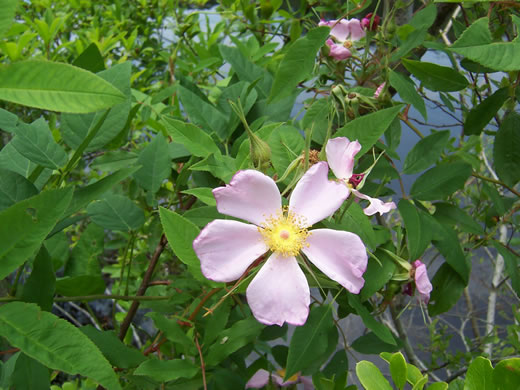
[195,334,208,390]
[118,234,168,340]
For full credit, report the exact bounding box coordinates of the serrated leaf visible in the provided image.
[55,275,105,296]
[0,107,18,132]
[389,70,427,120]
[162,116,219,157]
[356,361,392,390]
[134,358,199,382]
[72,42,105,73]
[0,302,121,389]
[0,0,18,38]
[433,202,483,235]
[269,26,329,102]
[402,59,469,92]
[190,153,237,183]
[0,61,126,113]
[133,133,171,194]
[410,162,472,200]
[464,87,508,136]
[335,105,402,157]
[0,187,72,279]
[11,118,68,169]
[0,169,38,211]
[20,247,55,311]
[493,111,520,186]
[301,97,329,145]
[11,353,50,390]
[87,194,144,231]
[403,131,450,174]
[360,249,396,301]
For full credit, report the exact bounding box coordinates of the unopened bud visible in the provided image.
[361,13,381,31]
[249,131,271,170]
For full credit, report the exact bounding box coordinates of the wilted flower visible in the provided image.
[325,137,396,216]
[412,260,433,303]
[361,13,381,31]
[319,19,365,60]
[193,162,368,326]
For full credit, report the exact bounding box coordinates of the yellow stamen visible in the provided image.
[259,206,310,257]
[343,40,353,48]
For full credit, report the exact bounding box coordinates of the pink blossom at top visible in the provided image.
[193,162,368,326]
[325,137,397,216]
[319,19,366,60]
[413,260,433,304]
[361,13,381,31]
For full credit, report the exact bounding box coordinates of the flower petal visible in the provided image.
[245,370,271,388]
[319,19,335,27]
[352,189,396,216]
[413,260,432,304]
[344,19,366,41]
[329,19,351,42]
[325,137,361,180]
[193,220,267,282]
[328,43,352,60]
[213,170,281,226]
[289,161,349,227]
[302,229,367,294]
[246,253,310,326]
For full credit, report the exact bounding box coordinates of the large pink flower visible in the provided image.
[413,260,433,304]
[319,19,365,60]
[193,162,368,326]
[326,137,397,216]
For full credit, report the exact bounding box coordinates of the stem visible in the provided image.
[400,115,425,138]
[195,333,207,390]
[472,172,520,197]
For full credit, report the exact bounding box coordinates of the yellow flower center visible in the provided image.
[259,207,310,257]
[343,40,353,48]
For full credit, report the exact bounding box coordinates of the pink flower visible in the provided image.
[374,82,386,98]
[361,13,381,31]
[193,162,368,326]
[245,369,313,389]
[325,137,397,216]
[319,19,365,60]
[413,260,432,304]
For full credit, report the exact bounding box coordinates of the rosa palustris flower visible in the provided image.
[319,19,366,60]
[326,137,397,216]
[193,162,368,326]
[412,260,433,304]
[245,369,312,389]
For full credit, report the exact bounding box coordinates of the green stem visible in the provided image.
[472,172,520,198]
[400,115,425,138]
[125,233,136,296]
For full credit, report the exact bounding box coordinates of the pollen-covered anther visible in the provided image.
[259,207,310,257]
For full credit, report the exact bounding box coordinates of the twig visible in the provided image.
[195,333,207,390]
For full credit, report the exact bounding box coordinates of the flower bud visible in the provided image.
[361,13,381,31]
[249,131,272,170]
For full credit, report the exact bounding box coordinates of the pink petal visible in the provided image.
[302,229,367,294]
[246,253,310,326]
[325,137,361,180]
[213,170,282,226]
[289,162,349,227]
[319,19,335,27]
[328,43,352,60]
[344,19,366,41]
[329,19,351,42]
[193,220,267,282]
[414,260,432,304]
[245,370,271,388]
[352,189,397,216]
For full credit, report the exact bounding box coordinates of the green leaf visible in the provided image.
[190,153,237,183]
[351,332,402,354]
[269,26,329,102]
[216,81,258,138]
[0,302,121,389]
[182,187,216,206]
[55,275,105,296]
[205,317,264,366]
[465,356,494,390]
[0,169,38,212]
[0,142,37,177]
[0,107,18,132]
[0,61,126,113]
[348,294,396,345]
[0,0,17,38]
[162,116,220,157]
[20,247,55,311]
[65,166,139,216]
[11,353,50,390]
[133,133,171,194]
[428,263,465,316]
[494,243,520,299]
[398,200,432,260]
[61,62,131,151]
[11,118,68,169]
[433,202,483,235]
[402,59,469,92]
[0,187,72,279]
[64,222,103,277]
[159,207,207,282]
[87,194,144,231]
[134,358,199,383]
[268,124,304,178]
[432,222,470,284]
[389,70,427,120]
[80,325,146,369]
[301,97,329,145]
[356,361,392,390]
[147,312,194,353]
[72,42,105,73]
[335,105,402,157]
[360,249,396,301]
[389,352,407,390]
[493,358,520,389]
[285,305,334,379]
[410,162,472,201]
[464,87,508,136]
[493,111,520,186]
[402,131,451,175]
[427,383,448,390]
[450,18,520,71]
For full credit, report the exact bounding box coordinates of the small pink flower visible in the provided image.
[319,19,365,60]
[374,82,386,98]
[361,13,381,31]
[193,162,368,326]
[325,137,397,216]
[413,260,432,304]
[246,369,314,389]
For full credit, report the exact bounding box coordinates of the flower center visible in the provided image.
[348,173,365,188]
[343,40,353,48]
[259,207,310,257]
